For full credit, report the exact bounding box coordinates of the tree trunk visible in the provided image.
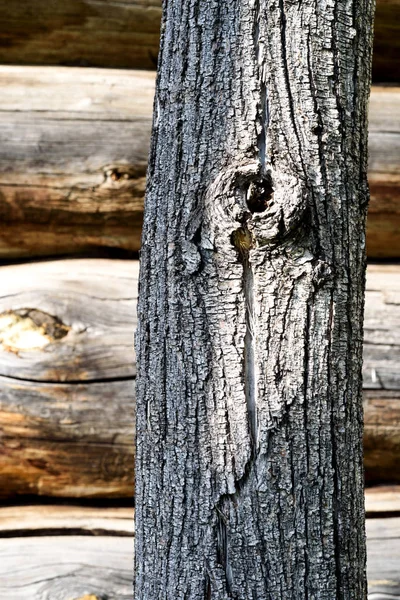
[135,0,374,597]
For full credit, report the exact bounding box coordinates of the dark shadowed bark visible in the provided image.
[135,0,375,596]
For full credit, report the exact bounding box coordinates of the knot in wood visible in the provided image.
[231,226,255,256]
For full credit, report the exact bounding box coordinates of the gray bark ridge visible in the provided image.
[135,0,374,597]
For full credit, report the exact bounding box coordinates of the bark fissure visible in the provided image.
[135,0,375,596]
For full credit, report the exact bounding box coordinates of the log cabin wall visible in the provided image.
[0,2,399,597]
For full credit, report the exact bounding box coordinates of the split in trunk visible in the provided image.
[135,0,374,598]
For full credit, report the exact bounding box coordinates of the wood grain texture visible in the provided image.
[0,520,396,599]
[0,67,154,258]
[0,0,162,71]
[0,376,135,498]
[0,259,137,499]
[364,391,400,485]
[364,265,400,391]
[0,67,397,258]
[367,87,400,258]
[0,0,395,80]
[0,259,137,382]
[0,505,134,536]
[0,536,133,600]
[367,518,400,599]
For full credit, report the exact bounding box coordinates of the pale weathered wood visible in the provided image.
[0,0,162,71]
[0,67,397,258]
[367,518,400,598]
[365,486,400,514]
[0,259,137,382]
[0,536,133,600]
[0,259,395,388]
[0,519,395,599]
[0,505,134,536]
[364,265,400,390]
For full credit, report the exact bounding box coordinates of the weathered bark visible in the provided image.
[135,0,374,598]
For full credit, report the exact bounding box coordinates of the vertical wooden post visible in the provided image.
[135,0,375,596]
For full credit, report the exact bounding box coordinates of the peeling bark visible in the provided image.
[135,0,375,597]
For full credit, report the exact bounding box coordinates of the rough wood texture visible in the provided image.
[0,66,397,258]
[0,505,134,536]
[135,0,374,596]
[0,0,395,80]
[0,67,154,258]
[0,0,162,71]
[0,517,396,599]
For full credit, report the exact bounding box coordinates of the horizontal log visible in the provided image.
[0,505,134,537]
[0,259,396,389]
[0,535,133,600]
[0,0,162,71]
[0,376,135,498]
[0,259,137,382]
[365,485,400,514]
[0,489,395,536]
[0,66,154,258]
[0,511,396,599]
[0,68,398,258]
[0,0,395,81]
